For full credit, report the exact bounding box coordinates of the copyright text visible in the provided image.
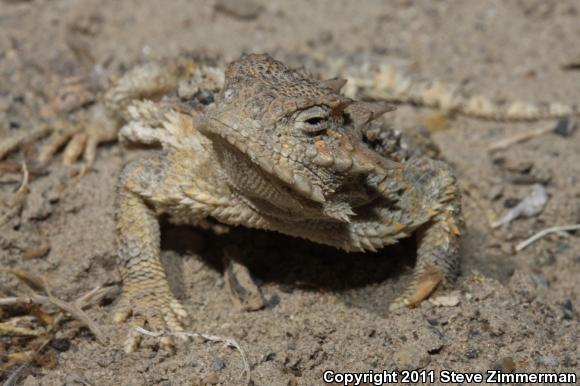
[322,369,577,385]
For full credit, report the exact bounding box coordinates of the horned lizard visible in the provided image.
[109,54,463,352]
[3,52,579,353]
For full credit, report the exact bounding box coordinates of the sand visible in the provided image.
[1,1,578,385]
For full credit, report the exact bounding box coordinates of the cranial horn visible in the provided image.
[345,101,397,129]
[330,99,354,118]
[322,78,348,93]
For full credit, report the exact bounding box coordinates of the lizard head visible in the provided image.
[202,54,398,222]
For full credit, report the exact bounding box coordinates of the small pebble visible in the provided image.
[533,252,556,267]
[512,167,552,185]
[465,349,479,359]
[505,160,533,173]
[559,299,574,320]
[201,372,220,385]
[394,344,431,370]
[96,355,115,368]
[211,357,226,371]
[214,0,263,20]
[261,351,276,362]
[553,117,577,137]
[503,197,520,208]
[287,340,297,350]
[196,90,214,105]
[530,273,549,288]
[428,292,460,307]
[497,356,515,372]
[489,185,504,200]
[64,374,94,386]
[46,189,61,204]
[307,30,334,47]
[492,155,506,166]
[266,293,281,309]
[561,57,580,70]
[562,355,577,367]
[50,338,71,352]
[538,355,559,367]
[556,240,570,252]
[318,30,333,45]
[509,272,539,302]
[423,112,449,132]
[279,284,294,294]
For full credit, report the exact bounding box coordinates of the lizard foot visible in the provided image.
[0,106,116,170]
[389,270,443,311]
[112,283,189,353]
[223,245,266,312]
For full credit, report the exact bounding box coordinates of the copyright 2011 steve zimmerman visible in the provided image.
[323,369,577,385]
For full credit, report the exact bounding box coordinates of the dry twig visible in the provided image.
[487,125,553,152]
[0,126,51,161]
[2,317,61,386]
[15,161,29,197]
[0,291,112,345]
[515,224,580,252]
[1,269,115,344]
[0,160,30,227]
[0,323,43,337]
[0,282,116,385]
[135,327,251,386]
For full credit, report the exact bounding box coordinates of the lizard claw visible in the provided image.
[388,270,443,312]
[113,285,190,353]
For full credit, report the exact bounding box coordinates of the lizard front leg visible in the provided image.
[113,157,189,353]
[389,157,462,310]
[358,123,462,309]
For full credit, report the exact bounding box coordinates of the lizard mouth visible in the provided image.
[204,116,328,204]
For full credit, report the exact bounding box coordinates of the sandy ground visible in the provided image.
[1,0,579,385]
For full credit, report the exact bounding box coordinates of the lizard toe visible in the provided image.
[389,270,443,312]
[113,287,190,353]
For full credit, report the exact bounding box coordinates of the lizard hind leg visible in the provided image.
[223,245,266,312]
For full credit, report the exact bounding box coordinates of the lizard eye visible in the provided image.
[295,106,329,134]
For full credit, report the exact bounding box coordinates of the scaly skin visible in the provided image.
[2,52,578,165]
[112,54,463,352]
